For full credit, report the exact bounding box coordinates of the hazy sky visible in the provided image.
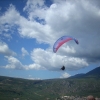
[0,0,100,80]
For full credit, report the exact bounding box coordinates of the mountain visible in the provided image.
[69,66,100,78]
[69,73,85,78]
[86,66,100,76]
[0,66,100,100]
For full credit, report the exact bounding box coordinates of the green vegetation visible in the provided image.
[0,76,100,100]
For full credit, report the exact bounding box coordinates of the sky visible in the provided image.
[0,0,100,80]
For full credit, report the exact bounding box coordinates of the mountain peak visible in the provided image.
[86,66,100,76]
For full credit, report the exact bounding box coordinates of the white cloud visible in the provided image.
[0,0,100,71]
[63,56,89,70]
[1,47,88,71]
[3,33,12,39]
[30,48,88,71]
[0,4,53,44]
[0,41,16,56]
[21,47,29,57]
[26,63,44,70]
[27,77,41,80]
[2,56,44,70]
[0,4,20,40]
[0,4,20,24]
[20,0,100,64]
[23,0,47,21]
[4,56,24,69]
[60,72,71,78]
[28,75,41,80]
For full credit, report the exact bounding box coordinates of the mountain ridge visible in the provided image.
[69,66,100,78]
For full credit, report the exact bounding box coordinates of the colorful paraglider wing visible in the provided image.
[53,36,79,53]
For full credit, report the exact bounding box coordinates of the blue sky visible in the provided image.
[0,0,100,80]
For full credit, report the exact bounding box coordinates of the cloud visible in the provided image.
[0,4,20,40]
[0,3,53,44]
[4,56,24,69]
[27,77,41,80]
[2,47,88,71]
[21,47,29,57]
[0,41,16,56]
[3,33,12,40]
[28,75,41,80]
[30,48,88,71]
[0,0,100,71]
[20,0,100,65]
[26,63,44,70]
[60,72,71,78]
[23,0,47,21]
[0,4,20,24]
[2,56,44,70]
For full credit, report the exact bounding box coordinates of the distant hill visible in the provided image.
[69,66,100,78]
[86,66,100,76]
[69,73,85,78]
[0,66,100,100]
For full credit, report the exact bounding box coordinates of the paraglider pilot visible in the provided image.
[61,66,65,70]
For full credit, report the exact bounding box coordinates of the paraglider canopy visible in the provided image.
[53,36,79,53]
